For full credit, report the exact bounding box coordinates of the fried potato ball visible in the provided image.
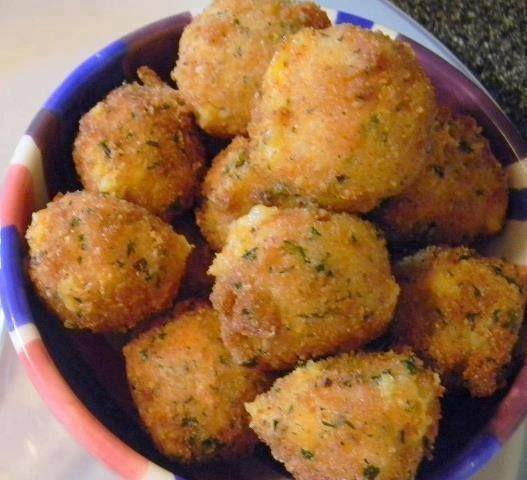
[123,300,271,463]
[26,191,192,332]
[196,136,310,251]
[73,66,205,218]
[246,351,443,480]
[196,137,259,251]
[374,107,508,245]
[248,25,437,213]
[172,0,330,137]
[392,246,527,397]
[209,205,400,370]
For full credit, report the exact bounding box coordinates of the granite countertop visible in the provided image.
[392,0,526,140]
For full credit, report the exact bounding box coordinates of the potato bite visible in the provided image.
[26,191,192,332]
[392,246,527,397]
[172,0,330,137]
[209,205,399,370]
[196,136,260,251]
[196,136,309,251]
[73,66,205,218]
[248,25,437,213]
[246,351,443,480]
[374,107,508,245]
[123,300,271,463]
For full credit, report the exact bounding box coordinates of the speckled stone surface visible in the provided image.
[391,0,527,140]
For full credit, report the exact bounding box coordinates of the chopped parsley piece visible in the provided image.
[241,358,258,368]
[283,241,310,264]
[431,164,445,178]
[99,140,111,158]
[78,234,87,250]
[69,217,81,228]
[242,247,258,261]
[127,241,136,256]
[146,140,160,148]
[363,463,380,479]
[336,174,348,184]
[181,417,198,427]
[458,140,473,153]
[402,357,418,375]
[301,449,314,460]
[310,226,321,237]
[234,150,248,168]
[202,438,222,450]
[490,265,524,292]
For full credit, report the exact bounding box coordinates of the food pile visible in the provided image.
[25,1,523,479]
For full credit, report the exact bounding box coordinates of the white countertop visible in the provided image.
[0,1,524,479]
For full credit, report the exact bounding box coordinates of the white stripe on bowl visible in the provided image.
[142,461,175,480]
[10,135,48,209]
[323,8,338,24]
[9,323,41,353]
[481,219,527,266]
[372,23,398,39]
[506,159,527,190]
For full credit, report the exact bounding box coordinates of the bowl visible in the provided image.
[1,9,526,480]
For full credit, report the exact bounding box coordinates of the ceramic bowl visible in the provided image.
[1,9,526,480]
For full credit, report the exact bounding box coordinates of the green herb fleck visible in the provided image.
[310,226,321,237]
[301,449,314,460]
[459,140,473,153]
[78,234,87,251]
[202,438,222,450]
[402,357,418,375]
[99,140,111,158]
[181,417,198,427]
[234,282,243,290]
[273,419,279,431]
[283,240,310,264]
[322,420,337,428]
[140,349,149,361]
[234,150,248,168]
[336,174,348,184]
[432,164,445,178]
[70,217,81,228]
[127,241,136,256]
[504,310,520,332]
[363,463,380,479]
[490,265,524,292]
[146,140,160,148]
[241,358,258,368]
[242,247,258,261]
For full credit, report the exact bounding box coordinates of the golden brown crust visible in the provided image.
[123,300,272,463]
[248,25,437,213]
[196,136,259,250]
[26,191,192,332]
[209,205,399,370]
[392,246,527,397]
[374,107,508,244]
[246,351,443,480]
[197,136,318,251]
[172,0,330,137]
[73,67,205,217]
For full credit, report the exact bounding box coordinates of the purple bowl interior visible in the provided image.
[22,12,527,480]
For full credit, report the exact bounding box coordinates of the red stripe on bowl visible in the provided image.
[0,165,34,235]
[20,338,150,479]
